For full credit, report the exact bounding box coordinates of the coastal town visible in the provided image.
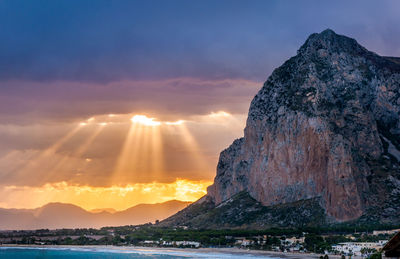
[1,226,399,258]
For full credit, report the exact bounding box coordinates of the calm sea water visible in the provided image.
[0,247,281,259]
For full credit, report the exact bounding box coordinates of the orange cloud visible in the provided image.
[0,179,212,211]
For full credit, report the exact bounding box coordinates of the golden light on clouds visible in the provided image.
[208,111,231,118]
[165,120,185,125]
[0,179,212,211]
[0,110,246,210]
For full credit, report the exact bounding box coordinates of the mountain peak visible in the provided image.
[298,28,365,57]
[307,28,338,40]
[320,28,336,35]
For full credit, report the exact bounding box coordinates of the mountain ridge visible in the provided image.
[0,200,190,230]
[162,29,400,228]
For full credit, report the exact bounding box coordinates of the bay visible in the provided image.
[0,247,282,259]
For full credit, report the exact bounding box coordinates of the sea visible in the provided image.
[0,247,283,259]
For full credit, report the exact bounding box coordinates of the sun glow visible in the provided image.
[113,113,213,184]
[131,115,161,126]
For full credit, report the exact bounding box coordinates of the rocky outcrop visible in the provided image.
[206,29,400,224]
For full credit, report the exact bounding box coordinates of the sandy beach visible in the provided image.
[1,244,361,258]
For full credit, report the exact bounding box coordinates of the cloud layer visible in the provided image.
[1,0,400,208]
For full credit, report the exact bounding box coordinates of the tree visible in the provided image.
[369,252,382,259]
[304,234,326,253]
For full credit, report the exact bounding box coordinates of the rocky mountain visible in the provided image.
[0,200,190,230]
[162,29,400,228]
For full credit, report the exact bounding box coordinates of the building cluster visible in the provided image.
[234,235,305,252]
[331,241,387,256]
[141,240,201,248]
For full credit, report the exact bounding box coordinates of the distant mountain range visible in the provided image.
[0,200,190,230]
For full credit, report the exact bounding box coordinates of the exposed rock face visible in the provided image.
[207,29,400,223]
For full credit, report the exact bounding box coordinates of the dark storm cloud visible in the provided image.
[0,0,398,124]
[0,0,280,82]
[0,0,400,122]
[1,0,398,84]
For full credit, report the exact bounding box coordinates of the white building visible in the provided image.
[143,240,158,244]
[235,238,254,246]
[332,241,387,256]
[174,241,201,248]
[373,229,400,236]
[284,237,305,244]
[161,241,173,246]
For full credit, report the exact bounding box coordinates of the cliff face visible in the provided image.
[207,29,400,223]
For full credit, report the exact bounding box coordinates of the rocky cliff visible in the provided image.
[164,29,400,228]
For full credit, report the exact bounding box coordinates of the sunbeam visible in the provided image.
[43,124,106,183]
[112,123,134,184]
[11,124,84,183]
[165,122,209,173]
[112,115,167,183]
[112,122,147,183]
[150,125,164,178]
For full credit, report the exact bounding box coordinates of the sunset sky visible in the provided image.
[1,0,400,211]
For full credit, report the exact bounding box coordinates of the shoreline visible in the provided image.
[0,244,354,258]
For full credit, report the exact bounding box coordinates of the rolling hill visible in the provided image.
[0,200,190,230]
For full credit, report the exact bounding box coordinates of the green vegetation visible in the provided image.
[0,224,396,251]
[304,234,336,253]
[161,192,327,229]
